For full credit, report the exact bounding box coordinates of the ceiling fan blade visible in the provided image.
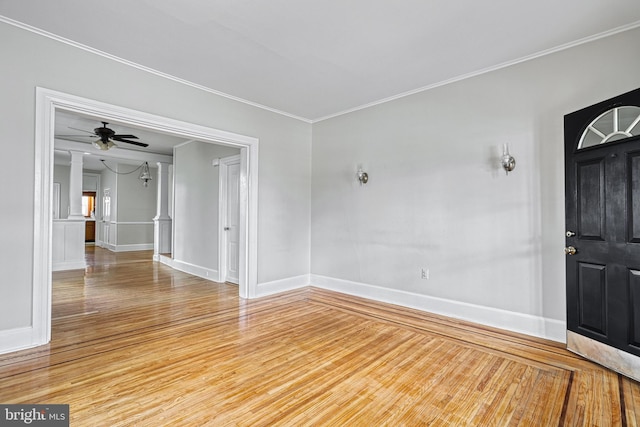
[112,137,149,147]
[113,134,139,139]
[68,126,96,135]
[55,134,96,138]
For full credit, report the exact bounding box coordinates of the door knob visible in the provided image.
[564,246,577,255]
[224,227,230,231]
[566,231,576,237]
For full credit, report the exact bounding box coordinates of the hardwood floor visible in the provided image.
[0,247,638,426]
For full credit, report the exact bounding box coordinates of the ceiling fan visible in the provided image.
[59,121,149,151]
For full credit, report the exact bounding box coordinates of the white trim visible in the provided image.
[113,221,154,225]
[102,242,116,251]
[52,182,60,219]
[5,16,638,124]
[159,257,220,283]
[33,85,54,348]
[112,243,154,252]
[0,327,42,355]
[24,87,259,355]
[52,260,87,272]
[170,147,177,259]
[312,20,640,123]
[256,274,311,297]
[241,144,259,298]
[0,16,310,124]
[55,139,173,164]
[310,274,566,343]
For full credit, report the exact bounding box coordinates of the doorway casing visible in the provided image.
[33,87,259,347]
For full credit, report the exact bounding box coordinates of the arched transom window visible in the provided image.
[578,106,640,149]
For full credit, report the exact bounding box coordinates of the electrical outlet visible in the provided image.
[421,268,429,280]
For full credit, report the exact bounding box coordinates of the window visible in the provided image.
[578,106,640,149]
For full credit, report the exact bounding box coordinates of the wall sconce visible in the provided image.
[501,144,516,175]
[139,162,152,187]
[357,168,369,185]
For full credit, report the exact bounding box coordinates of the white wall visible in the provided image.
[173,142,240,274]
[0,21,311,341]
[311,27,640,341]
[53,164,70,219]
[114,163,157,248]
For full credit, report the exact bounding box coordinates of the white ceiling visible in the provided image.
[2,1,640,121]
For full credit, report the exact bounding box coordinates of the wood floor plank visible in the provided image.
[0,247,638,425]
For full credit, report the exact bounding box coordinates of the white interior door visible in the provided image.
[222,157,240,284]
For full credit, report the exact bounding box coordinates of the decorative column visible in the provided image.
[52,151,86,271]
[68,151,85,220]
[153,161,172,260]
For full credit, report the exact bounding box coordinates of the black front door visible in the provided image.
[565,88,640,364]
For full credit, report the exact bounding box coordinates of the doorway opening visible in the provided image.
[82,191,96,243]
[33,88,259,347]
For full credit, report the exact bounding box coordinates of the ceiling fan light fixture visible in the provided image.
[93,139,107,150]
[93,138,117,151]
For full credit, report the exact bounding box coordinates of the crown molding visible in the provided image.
[0,16,312,124]
[312,20,640,123]
[3,14,639,125]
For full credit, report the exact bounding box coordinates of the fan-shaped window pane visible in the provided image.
[578,106,640,149]
[581,131,603,148]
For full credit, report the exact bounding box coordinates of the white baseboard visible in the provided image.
[310,274,566,343]
[0,326,47,355]
[160,257,220,282]
[52,260,86,271]
[99,243,153,252]
[113,243,154,252]
[256,274,310,297]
